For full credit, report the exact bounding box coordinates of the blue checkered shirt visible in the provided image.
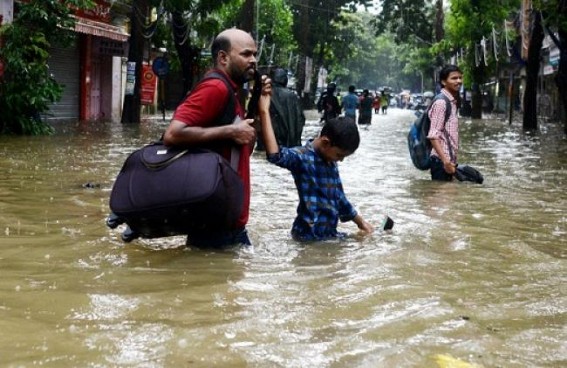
[267,140,357,241]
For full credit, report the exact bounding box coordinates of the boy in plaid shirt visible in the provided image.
[258,76,374,241]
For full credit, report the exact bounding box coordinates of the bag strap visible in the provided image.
[438,95,455,163]
[199,71,237,126]
[171,71,241,171]
[203,72,241,171]
[428,93,454,163]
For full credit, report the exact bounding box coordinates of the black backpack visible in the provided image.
[107,72,243,241]
[407,94,451,170]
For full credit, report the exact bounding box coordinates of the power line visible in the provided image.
[285,1,344,15]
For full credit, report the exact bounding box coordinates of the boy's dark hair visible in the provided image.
[211,34,231,63]
[348,85,355,93]
[439,64,462,82]
[320,117,360,153]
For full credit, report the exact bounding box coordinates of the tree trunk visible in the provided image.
[171,10,195,97]
[554,29,567,134]
[237,0,255,34]
[435,0,444,43]
[470,63,485,119]
[296,2,312,106]
[121,0,148,124]
[523,11,544,131]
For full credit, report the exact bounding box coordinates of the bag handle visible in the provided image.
[199,72,241,172]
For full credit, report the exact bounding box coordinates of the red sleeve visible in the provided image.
[172,79,231,127]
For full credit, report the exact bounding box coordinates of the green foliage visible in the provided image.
[288,0,372,59]
[146,0,238,73]
[370,0,442,89]
[324,11,421,92]
[0,0,93,135]
[534,0,567,33]
[219,0,297,68]
[442,0,521,88]
[373,0,437,45]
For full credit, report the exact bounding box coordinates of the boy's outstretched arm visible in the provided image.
[353,214,374,234]
[258,75,279,155]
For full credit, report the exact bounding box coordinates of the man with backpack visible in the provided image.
[163,28,258,247]
[427,65,463,181]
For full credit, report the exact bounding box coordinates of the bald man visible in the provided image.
[163,28,258,248]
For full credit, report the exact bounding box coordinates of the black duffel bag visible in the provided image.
[108,142,243,240]
[455,164,484,184]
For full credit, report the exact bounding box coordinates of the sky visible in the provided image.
[357,0,381,14]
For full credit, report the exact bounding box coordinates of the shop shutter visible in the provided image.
[46,44,80,122]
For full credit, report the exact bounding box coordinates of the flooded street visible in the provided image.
[0,109,565,367]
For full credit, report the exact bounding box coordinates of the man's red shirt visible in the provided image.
[172,69,251,229]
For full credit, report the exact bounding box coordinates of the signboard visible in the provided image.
[304,57,313,94]
[95,38,128,57]
[549,47,560,67]
[75,0,111,23]
[125,62,136,95]
[141,64,157,105]
[152,57,169,78]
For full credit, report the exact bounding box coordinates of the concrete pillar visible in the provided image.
[111,56,123,121]
[0,0,13,24]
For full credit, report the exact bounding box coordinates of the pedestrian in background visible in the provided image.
[341,85,359,121]
[317,83,341,124]
[380,93,389,114]
[427,64,463,181]
[358,89,373,126]
[256,68,305,149]
[372,93,381,114]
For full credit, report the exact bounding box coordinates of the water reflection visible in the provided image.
[0,110,565,367]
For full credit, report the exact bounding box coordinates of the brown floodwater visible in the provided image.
[0,109,565,367]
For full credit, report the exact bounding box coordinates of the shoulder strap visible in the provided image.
[436,93,455,163]
[440,94,451,125]
[170,72,241,170]
[428,93,451,117]
[202,72,241,170]
[197,71,237,126]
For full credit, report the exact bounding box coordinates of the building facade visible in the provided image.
[1,0,130,123]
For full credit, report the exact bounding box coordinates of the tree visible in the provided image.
[537,0,567,133]
[288,0,372,104]
[0,0,94,134]
[220,0,296,68]
[372,0,443,91]
[443,0,520,119]
[121,0,149,124]
[164,0,239,95]
[522,9,544,130]
[120,0,238,123]
[326,12,418,92]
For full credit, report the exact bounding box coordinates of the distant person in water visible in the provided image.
[317,83,341,124]
[358,89,373,125]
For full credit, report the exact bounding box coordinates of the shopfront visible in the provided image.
[47,0,129,122]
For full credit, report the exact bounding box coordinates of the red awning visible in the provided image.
[74,17,129,42]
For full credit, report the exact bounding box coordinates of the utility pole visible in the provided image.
[121,0,148,123]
